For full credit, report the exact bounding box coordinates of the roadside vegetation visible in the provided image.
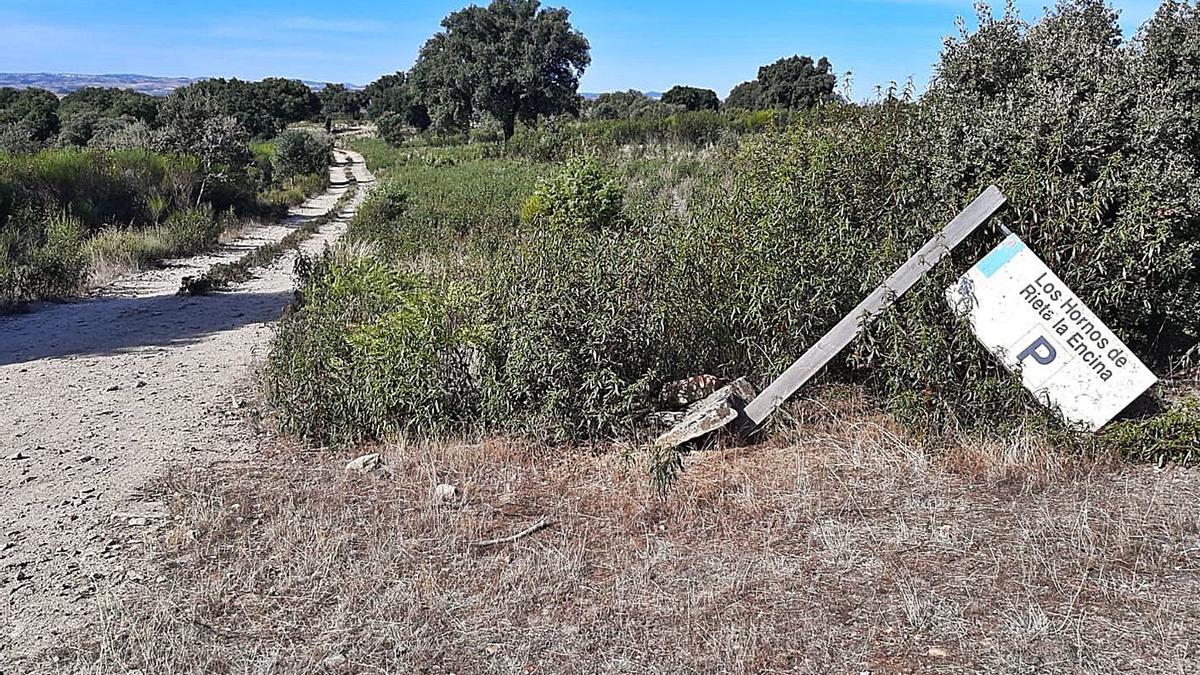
[266,0,1200,463]
[0,79,337,310]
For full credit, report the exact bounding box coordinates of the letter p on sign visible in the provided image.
[1018,336,1057,366]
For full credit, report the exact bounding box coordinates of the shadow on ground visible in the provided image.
[0,290,295,367]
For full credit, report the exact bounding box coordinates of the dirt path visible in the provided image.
[0,148,375,660]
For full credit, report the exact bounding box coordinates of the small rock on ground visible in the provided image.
[433,483,460,505]
[345,453,382,473]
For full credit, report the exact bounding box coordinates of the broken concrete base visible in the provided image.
[652,377,756,449]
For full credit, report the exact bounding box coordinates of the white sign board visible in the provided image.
[946,234,1156,431]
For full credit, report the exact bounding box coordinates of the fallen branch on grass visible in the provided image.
[178,178,359,296]
[469,516,553,547]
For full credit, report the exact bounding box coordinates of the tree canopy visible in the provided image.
[583,90,681,120]
[756,56,837,109]
[362,72,431,131]
[0,88,60,142]
[411,0,590,139]
[165,78,320,138]
[319,84,365,120]
[661,85,719,112]
[258,78,322,126]
[59,87,161,124]
[724,80,763,109]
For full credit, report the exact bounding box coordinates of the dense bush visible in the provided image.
[0,210,86,306]
[520,158,624,231]
[266,249,490,442]
[268,1,1200,454]
[352,180,409,242]
[272,128,333,179]
[861,0,1200,429]
[0,149,223,307]
[376,112,411,147]
[84,205,226,279]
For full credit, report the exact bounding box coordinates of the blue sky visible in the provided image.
[0,0,1165,98]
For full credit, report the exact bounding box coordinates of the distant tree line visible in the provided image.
[570,55,836,126]
[1,0,842,154]
[0,76,330,154]
[358,1,838,145]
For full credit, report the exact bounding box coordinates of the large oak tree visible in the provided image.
[411,0,590,139]
[661,85,719,112]
[756,56,837,109]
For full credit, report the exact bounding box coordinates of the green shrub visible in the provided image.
[665,110,725,146]
[257,171,329,216]
[520,159,624,231]
[273,128,333,179]
[0,210,85,308]
[476,227,666,440]
[0,122,43,154]
[376,112,410,147]
[352,180,409,244]
[1103,397,1200,463]
[160,204,222,252]
[84,204,224,275]
[266,249,491,443]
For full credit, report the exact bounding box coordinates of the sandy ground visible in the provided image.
[0,148,375,662]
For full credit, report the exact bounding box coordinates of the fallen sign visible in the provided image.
[655,185,1009,449]
[946,234,1157,431]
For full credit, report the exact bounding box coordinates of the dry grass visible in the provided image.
[84,220,253,289]
[47,394,1200,674]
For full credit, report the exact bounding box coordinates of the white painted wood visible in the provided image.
[742,186,1008,426]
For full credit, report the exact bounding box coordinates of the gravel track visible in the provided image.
[0,147,375,661]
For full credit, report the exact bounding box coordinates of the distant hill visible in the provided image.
[0,73,361,97]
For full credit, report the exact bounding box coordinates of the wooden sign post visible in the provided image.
[741,186,1008,426]
[655,186,1008,449]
